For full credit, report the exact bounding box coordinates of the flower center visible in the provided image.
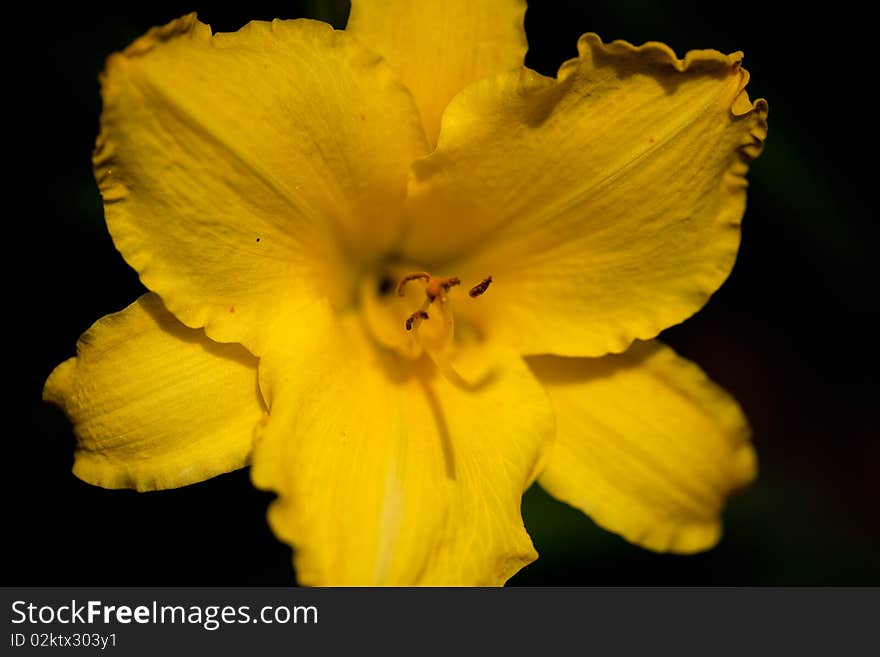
[358,265,492,365]
[396,272,458,332]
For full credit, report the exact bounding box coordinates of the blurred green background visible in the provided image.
[12,0,878,585]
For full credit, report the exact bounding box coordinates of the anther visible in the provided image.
[405,310,430,331]
[396,272,430,297]
[469,276,493,298]
[395,271,488,332]
[426,276,460,302]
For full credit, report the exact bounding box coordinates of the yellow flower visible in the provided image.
[43,1,767,585]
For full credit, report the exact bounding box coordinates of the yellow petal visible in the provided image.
[96,15,428,353]
[43,294,265,491]
[346,0,527,145]
[251,302,553,585]
[404,34,768,357]
[528,341,756,554]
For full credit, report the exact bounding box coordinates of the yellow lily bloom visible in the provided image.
[44,1,767,585]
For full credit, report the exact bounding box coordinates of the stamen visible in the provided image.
[396,272,430,296]
[405,310,430,331]
[395,271,493,331]
[469,276,493,298]
[425,276,460,302]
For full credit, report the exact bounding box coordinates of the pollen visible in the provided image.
[397,272,460,299]
[396,272,428,296]
[405,310,430,331]
[469,276,492,298]
[396,271,491,331]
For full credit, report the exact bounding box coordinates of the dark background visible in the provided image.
[10,0,877,585]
